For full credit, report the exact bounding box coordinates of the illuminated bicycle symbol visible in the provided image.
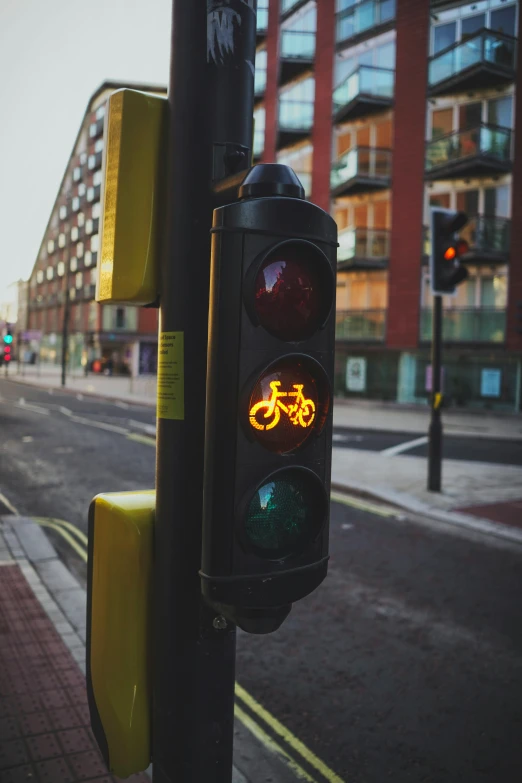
[249,381,316,431]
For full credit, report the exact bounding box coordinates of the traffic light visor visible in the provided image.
[252,241,333,341]
[243,467,327,560]
[248,356,330,454]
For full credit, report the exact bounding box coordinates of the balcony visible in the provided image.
[336,309,386,341]
[460,215,511,264]
[425,124,512,180]
[278,100,314,147]
[336,0,396,48]
[420,308,505,343]
[428,30,517,97]
[333,66,394,124]
[331,147,391,197]
[279,31,315,84]
[337,227,390,269]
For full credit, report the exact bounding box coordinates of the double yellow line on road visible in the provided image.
[23,510,344,783]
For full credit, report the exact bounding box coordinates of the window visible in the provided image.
[91,234,99,252]
[71,226,79,242]
[461,13,485,39]
[254,106,266,157]
[47,239,55,254]
[279,76,315,129]
[95,104,106,121]
[58,233,66,248]
[92,202,101,219]
[57,261,65,277]
[46,266,54,281]
[93,170,103,186]
[70,257,78,272]
[70,288,76,300]
[73,167,81,182]
[343,270,388,309]
[79,152,87,165]
[77,212,85,227]
[334,37,395,88]
[459,102,482,130]
[116,307,125,328]
[87,187,95,202]
[72,197,80,212]
[84,251,93,267]
[36,270,44,284]
[89,301,98,330]
[86,219,93,235]
[78,183,86,197]
[77,242,84,258]
[488,95,513,127]
[76,272,83,289]
[431,2,517,55]
[90,269,97,284]
[277,143,313,197]
[255,47,267,94]
[94,138,104,153]
[490,5,516,35]
[59,205,68,220]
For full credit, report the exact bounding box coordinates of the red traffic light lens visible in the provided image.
[248,357,329,454]
[254,244,330,342]
[455,239,469,257]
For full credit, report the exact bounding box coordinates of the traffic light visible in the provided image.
[201,164,337,634]
[430,208,469,296]
[3,327,13,362]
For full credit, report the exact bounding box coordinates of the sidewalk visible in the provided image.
[0,516,298,783]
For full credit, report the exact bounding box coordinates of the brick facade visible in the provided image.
[386,0,430,349]
[311,0,335,212]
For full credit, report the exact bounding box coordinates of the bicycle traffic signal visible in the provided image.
[430,208,469,296]
[201,164,337,634]
[3,327,13,363]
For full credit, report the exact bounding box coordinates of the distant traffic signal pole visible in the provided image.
[153,1,256,781]
[427,208,469,492]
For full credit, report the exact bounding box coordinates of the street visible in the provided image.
[1,378,522,781]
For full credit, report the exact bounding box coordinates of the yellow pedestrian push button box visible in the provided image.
[86,490,155,778]
[96,88,167,305]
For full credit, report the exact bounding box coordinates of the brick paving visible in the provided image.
[0,562,149,782]
[455,499,522,529]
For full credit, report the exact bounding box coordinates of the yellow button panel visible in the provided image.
[96,89,167,305]
[86,490,155,778]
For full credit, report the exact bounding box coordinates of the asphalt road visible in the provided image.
[1,378,522,782]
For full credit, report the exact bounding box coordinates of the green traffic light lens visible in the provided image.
[244,468,326,560]
[3,335,13,344]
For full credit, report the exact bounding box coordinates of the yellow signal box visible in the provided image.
[96,89,167,305]
[86,491,155,778]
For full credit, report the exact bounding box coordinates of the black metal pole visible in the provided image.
[428,294,443,492]
[153,2,255,782]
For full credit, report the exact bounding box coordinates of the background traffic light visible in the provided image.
[201,164,337,634]
[430,208,469,296]
[3,327,13,363]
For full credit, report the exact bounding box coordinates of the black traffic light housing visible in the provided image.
[3,326,13,363]
[201,164,337,634]
[430,208,469,296]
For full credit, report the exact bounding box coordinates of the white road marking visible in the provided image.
[381,435,429,457]
[59,406,72,416]
[0,491,19,515]
[15,399,50,416]
[114,400,129,409]
[66,413,129,435]
[128,419,156,436]
[22,436,34,443]
[332,433,363,443]
[76,393,84,400]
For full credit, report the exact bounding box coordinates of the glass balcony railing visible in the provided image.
[459,215,511,257]
[336,0,396,44]
[338,227,390,263]
[429,30,516,88]
[279,100,314,130]
[336,309,386,341]
[331,147,392,190]
[420,308,506,343]
[426,124,512,172]
[333,66,394,113]
[257,1,269,32]
[281,0,302,13]
[254,69,267,94]
[281,30,316,59]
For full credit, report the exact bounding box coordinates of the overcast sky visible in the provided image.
[0,0,172,301]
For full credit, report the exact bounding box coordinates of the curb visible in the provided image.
[3,375,156,409]
[331,481,522,546]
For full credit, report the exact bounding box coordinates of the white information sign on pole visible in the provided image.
[346,357,367,392]
[480,368,501,398]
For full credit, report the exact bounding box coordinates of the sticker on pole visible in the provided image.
[157,332,184,420]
